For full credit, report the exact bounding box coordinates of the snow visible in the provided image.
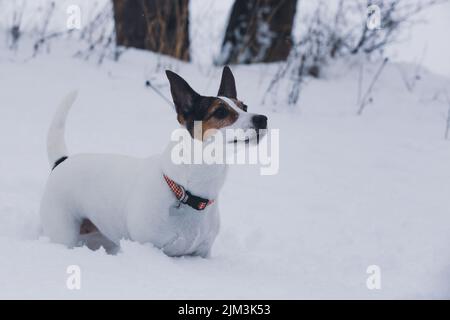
[387,1,450,78]
[1,41,450,298]
[1,0,450,299]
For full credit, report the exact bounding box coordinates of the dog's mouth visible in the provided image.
[231,131,264,145]
[232,137,251,144]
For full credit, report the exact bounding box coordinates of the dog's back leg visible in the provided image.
[79,219,120,254]
[40,197,80,248]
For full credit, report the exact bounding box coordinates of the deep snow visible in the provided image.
[1,36,450,298]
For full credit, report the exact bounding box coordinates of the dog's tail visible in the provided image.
[47,91,78,169]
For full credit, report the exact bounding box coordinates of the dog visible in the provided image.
[39,66,268,257]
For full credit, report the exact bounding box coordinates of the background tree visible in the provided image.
[112,0,190,61]
[112,0,147,50]
[263,0,448,106]
[217,0,298,65]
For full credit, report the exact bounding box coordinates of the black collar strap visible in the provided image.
[52,156,68,171]
[163,174,215,211]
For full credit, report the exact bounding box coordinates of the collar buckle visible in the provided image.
[164,174,215,211]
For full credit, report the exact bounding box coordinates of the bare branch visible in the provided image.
[357,57,389,116]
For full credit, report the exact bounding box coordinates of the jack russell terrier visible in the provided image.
[40,66,268,257]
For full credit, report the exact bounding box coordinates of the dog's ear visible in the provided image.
[166,70,200,118]
[218,66,237,99]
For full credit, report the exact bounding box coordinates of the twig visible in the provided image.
[357,57,389,116]
[397,45,426,92]
[145,80,175,109]
[74,1,116,64]
[32,1,55,57]
[357,61,364,105]
[445,91,450,140]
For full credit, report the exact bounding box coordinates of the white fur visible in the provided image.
[218,96,262,143]
[47,90,78,166]
[40,93,225,257]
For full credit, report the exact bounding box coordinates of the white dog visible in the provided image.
[40,67,268,257]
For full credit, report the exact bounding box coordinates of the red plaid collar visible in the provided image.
[163,174,215,211]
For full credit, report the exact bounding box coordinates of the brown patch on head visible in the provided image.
[178,97,248,140]
[200,98,239,139]
[166,68,246,140]
[177,114,186,126]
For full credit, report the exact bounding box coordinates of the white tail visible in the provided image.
[47,91,78,167]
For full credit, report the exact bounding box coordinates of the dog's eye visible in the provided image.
[214,107,229,119]
[242,104,248,112]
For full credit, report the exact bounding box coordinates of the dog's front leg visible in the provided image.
[193,241,214,258]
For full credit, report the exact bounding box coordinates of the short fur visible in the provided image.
[39,66,267,257]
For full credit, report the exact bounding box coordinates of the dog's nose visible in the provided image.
[252,115,268,130]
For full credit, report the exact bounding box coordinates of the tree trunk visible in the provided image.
[112,0,147,49]
[112,0,190,61]
[218,0,297,65]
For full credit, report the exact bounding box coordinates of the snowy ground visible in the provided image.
[1,36,450,298]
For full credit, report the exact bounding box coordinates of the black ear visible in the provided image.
[218,66,237,99]
[166,70,200,116]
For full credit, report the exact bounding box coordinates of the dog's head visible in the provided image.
[166,66,268,144]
